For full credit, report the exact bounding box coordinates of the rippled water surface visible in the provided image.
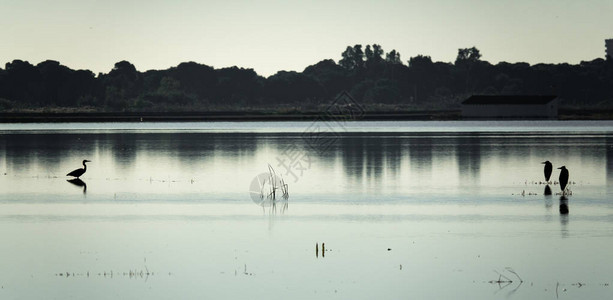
[1,121,613,299]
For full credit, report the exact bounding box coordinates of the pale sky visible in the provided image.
[2,0,612,76]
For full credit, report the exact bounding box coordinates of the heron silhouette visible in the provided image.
[542,161,553,182]
[557,166,569,192]
[67,160,90,178]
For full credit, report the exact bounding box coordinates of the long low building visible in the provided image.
[461,95,558,118]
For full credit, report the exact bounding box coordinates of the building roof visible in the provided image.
[462,95,557,105]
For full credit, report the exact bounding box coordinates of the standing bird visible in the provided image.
[542,161,553,182]
[558,166,569,193]
[67,160,91,178]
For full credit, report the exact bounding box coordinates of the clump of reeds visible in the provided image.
[260,164,289,201]
[255,164,289,214]
[280,177,289,200]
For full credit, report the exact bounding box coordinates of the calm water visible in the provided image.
[1,121,613,299]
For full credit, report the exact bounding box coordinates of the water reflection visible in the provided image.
[0,133,259,172]
[559,196,569,215]
[606,137,613,186]
[0,131,611,203]
[559,195,570,238]
[543,185,553,209]
[67,178,87,194]
[456,136,481,185]
[2,123,613,300]
[544,185,552,196]
[410,137,434,175]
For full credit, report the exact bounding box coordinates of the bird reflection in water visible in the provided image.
[543,185,552,196]
[543,185,553,208]
[67,178,87,194]
[559,195,569,238]
[559,195,569,215]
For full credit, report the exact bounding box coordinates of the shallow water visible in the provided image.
[1,121,613,299]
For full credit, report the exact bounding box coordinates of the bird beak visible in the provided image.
[557,167,563,169]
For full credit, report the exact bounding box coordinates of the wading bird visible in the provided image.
[558,166,569,192]
[542,161,553,182]
[67,160,90,178]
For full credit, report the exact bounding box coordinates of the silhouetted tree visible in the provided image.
[385,50,402,64]
[454,47,487,94]
[303,59,350,98]
[352,45,365,70]
[365,44,384,68]
[339,45,365,71]
[101,60,142,110]
[171,62,217,100]
[3,60,41,104]
[363,78,401,104]
[215,66,264,105]
[62,69,97,107]
[363,44,386,78]
[372,44,384,64]
[455,47,482,65]
[407,55,434,102]
[265,71,324,104]
[408,55,432,68]
[365,45,373,62]
[37,60,72,106]
[339,46,355,70]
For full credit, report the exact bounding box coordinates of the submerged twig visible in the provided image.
[489,268,524,296]
[505,267,523,283]
[490,270,513,284]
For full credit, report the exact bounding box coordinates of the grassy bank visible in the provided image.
[0,110,459,123]
[1,108,612,123]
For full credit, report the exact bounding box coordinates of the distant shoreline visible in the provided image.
[0,111,458,123]
[0,109,611,123]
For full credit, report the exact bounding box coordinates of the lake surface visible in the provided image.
[1,120,613,299]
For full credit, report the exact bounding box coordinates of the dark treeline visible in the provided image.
[1,44,612,112]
